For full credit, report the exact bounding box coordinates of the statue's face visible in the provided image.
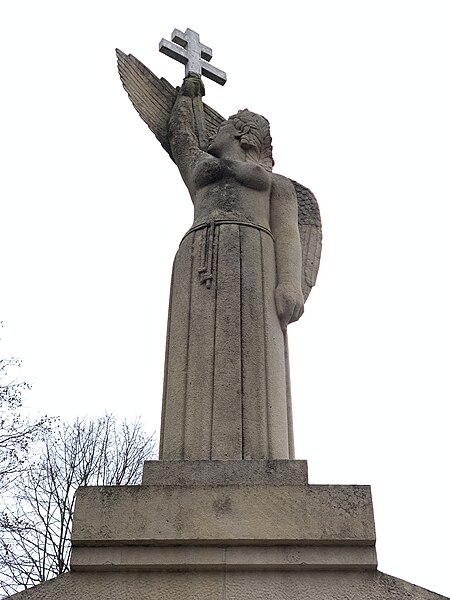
[208,121,240,157]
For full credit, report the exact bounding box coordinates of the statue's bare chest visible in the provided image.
[193,156,271,193]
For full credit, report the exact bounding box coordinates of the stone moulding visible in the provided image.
[71,544,377,572]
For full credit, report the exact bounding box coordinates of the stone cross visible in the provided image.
[159,28,227,85]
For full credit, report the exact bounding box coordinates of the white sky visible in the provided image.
[1,1,449,596]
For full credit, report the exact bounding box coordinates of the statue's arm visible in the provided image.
[270,174,304,329]
[168,76,205,193]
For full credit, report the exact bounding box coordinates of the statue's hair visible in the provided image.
[227,109,274,172]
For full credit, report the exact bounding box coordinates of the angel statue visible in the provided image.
[116,30,321,462]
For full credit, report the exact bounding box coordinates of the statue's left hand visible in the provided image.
[180,74,205,98]
[275,283,304,331]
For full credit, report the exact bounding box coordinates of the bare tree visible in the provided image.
[0,414,156,597]
[0,333,51,493]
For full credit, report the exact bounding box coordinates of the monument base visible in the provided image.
[71,460,376,573]
[10,460,448,599]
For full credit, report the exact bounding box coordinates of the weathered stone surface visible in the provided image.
[141,458,308,486]
[72,482,375,546]
[9,570,449,599]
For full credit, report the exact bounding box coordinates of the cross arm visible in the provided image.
[159,38,188,66]
[201,63,227,86]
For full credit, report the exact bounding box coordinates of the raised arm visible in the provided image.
[168,75,206,194]
[270,174,304,330]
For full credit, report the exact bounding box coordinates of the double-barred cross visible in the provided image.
[159,28,227,86]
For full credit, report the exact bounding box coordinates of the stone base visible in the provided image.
[71,460,376,573]
[9,460,448,599]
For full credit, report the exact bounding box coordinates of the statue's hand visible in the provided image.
[180,74,205,98]
[275,283,304,331]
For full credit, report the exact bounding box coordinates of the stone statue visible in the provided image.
[116,29,322,462]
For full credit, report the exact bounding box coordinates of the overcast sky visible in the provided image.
[1,1,449,596]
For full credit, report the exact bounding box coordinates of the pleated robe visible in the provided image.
[159,221,293,460]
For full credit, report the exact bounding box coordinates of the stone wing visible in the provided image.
[116,49,225,155]
[290,179,322,301]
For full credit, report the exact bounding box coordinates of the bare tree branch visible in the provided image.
[0,414,156,597]
[0,325,53,492]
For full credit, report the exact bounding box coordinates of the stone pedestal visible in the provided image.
[11,460,448,599]
[71,460,377,574]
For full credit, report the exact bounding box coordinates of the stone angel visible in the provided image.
[116,49,322,462]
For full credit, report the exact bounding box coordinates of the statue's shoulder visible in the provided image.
[271,173,297,197]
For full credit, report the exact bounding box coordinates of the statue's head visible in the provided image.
[226,110,274,172]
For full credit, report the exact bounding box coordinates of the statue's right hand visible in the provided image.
[181,74,205,98]
[275,283,305,331]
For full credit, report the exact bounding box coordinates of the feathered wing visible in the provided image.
[290,179,322,301]
[116,49,225,156]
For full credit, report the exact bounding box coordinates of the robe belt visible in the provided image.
[180,220,274,289]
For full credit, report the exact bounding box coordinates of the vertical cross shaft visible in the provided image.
[159,28,227,85]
